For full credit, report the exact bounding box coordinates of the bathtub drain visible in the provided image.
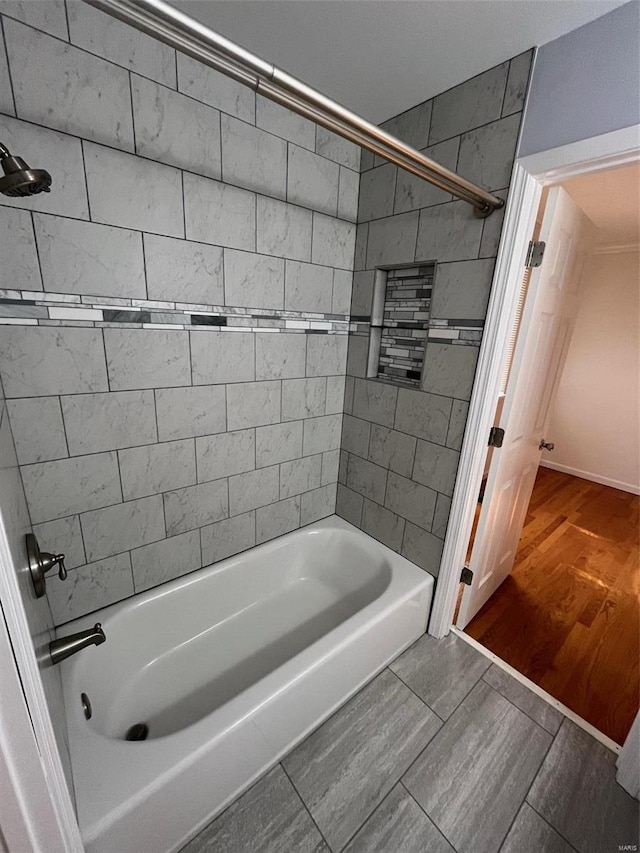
[125,722,149,741]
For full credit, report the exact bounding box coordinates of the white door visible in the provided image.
[457,186,593,628]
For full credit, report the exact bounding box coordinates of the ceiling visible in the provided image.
[176,0,627,124]
[563,162,640,247]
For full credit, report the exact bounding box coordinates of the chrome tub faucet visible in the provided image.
[50,623,106,665]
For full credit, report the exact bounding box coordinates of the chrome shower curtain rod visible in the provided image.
[85,0,504,216]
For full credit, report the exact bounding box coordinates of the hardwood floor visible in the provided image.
[465,467,640,745]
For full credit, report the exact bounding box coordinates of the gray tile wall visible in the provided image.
[337,52,534,576]
[0,2,359,626]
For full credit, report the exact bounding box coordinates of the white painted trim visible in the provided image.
[540,460,640,495]
[617,712,640,799]
[453,627,622,753]
[592,241,640,255]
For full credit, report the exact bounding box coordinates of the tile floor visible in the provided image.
[181,633,639,853]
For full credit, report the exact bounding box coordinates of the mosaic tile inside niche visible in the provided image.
[377,264,435,387]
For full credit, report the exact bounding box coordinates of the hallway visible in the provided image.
[466,467,640,745]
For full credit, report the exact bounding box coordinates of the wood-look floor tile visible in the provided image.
[389,631,491,719]
[180,765,327,853]
[282,668,441,852]
[403,680,551,853]
[527,720,640,853]
[501,803,577,853]
[482,664,563,734]
[343,784,455,853]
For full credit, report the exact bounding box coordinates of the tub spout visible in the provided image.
[49,623,106,665]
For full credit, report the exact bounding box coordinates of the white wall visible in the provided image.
[542,249,640,493]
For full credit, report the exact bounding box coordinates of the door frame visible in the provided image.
[428,123,640,640]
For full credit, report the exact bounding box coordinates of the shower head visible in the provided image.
[0,142,52,197]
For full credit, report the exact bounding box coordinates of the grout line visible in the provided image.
[398,781,464,853]
[523,799,580,853]
[279,763,333,851]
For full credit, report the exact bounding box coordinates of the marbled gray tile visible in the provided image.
[191,331,254,386]
[32,515,85,571]
[163,478,228,537]
[284,260,333,314]
[346,454,387,504]
[255,332,305,380]
[312,213,356,269]
[350,270,375,317]
[288,144,339,216]
[368,425,416,478]
[344,375,355,415]
[345,334,369,378]
[422,342,479,400]
[501,803,577,853]
[257,195,312,262]
[196,429,255,481]
[222,114,287,199]
[34,214,145,299]
[320,449,340,486]
[429,62,509,145]
[177,52,254,122]
[200,511,256,566]
[385,471,436,531]
[303,414,342,456]
[361,499,405,551]
[394,138,458,214]
[21,452,121,523]
[358,163,396,223]
[84,142,183,238]
[479,190,507,258]
[381,99,433,153]
[300,483,336,526]
[415,201,484,263]
[61,390,156,456]
[390,632,490,719]
[131,530,201,593]
[338,166,359,223]
[46,551,133,625]
[0,115,89,219]
[332,268,353,315]
[132,74,221,179]
[256,95,316,150]
[446,399,469,450]
[5,20,133,151]
[2,0,68,39]
[0,207,41,291]
[432,493,452,539]
[283,668,441,852]
[184,173,256,251]
[341,414,371,458]
[457,113,521,192]
[225,249,284,310]
[119,439,196,500]
[104,328,190,391]
[404,680,552,853]
[344,784,455,853]
[6,397,67,464]
[282,377,326,421]
[226,381,281,430]
[144,234,224,305]
[412,440,459,497]
[180,764,326,853]
[354,222,368,271]
[306,334,348,377]
[316,127,360,171]
[81,494,164,561]
[366,211,419,269]
[393,388,452,445]
[256,421,302,467]
[528,720,640,853]
[401,522,443,574]
[67,0,176,86]
[256,495,301,544]
[280,454,322,499]
[352,378,397,428]
[0,327,107,397]
[228,465,279,515]
[336,482,363,525]
[482,665,563,735]
[325,375,346,415]
[432,258,495,320]
[503,51,533,117]
[155,385,226,442]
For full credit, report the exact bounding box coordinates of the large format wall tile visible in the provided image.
[316,127,360,171]
[61,390,157,455]
[200,511,256,566]
[81,494,165,561]
[6,397,68,465]
[131,530,201,593]
[144,234,224,305]
[184,172,256,251]
[104,329,191,391]
[46,552,134,625]
[256,95,316,150]
[0,208,41,291]
[428,62,509,144]
[229,465,279,515]
[256,496,301,544]
[222,115,287,199]
[366,211,419,268]
[394,138,458,213]
[177,53,255,123]
[457,113,521,192]
[226,381,281,430]
[287,144,339,216]
[284,260,334,314]
[311,213,356,270]
[163,478,228,536]
[196,429,255,481]
[190,331,255,385]
[2,0,69,39]
[257,196,312,262]
[119,439,196,500]
[224,250,285,310]
[415,202,484,263]
[256,333,306,381]
[155,385,226,442]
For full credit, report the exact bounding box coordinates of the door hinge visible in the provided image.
[461,566,473,585]
[526,240,545,267]
[488,426,505,448]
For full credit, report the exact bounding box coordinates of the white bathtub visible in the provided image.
[59,516,433,853]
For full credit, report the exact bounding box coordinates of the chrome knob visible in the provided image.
[26,533,67,598]
[41,551,67,581]
[539,440,555,451]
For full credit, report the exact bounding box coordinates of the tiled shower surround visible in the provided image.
[337,51,534,572]
[0,0,358,626]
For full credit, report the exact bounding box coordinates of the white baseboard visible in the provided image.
[540,461,640,495]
